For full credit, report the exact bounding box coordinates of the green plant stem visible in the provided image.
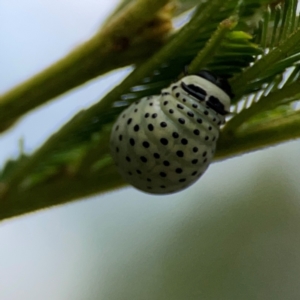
[223,80,300,134]
[77,132,111,174]
[2,111,300,221]
[216,110,300,160]
[188,18,237,74]
[0,166,126,221]
[262,6,271,49]
[4,0,232,194]
[0,0,171,132]
[231,26,300,98]
[281,0,298,38]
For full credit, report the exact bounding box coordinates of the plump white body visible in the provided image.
[110,75,231,194]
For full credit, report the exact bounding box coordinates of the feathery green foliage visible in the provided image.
[1,0,300,220]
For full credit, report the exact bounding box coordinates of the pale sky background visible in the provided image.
[1,1,300,300]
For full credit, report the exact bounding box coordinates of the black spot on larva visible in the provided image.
[122,114,126,118]
[147,186,152,190]
[193,129,200,136]
[153,153,160,159]
[163,161,170,166]
[202,151,207,157]
[169,109,174,114]
[148,124,154,131]
[140,156,147,163]
[191,171,197,176]
[136,169,142,174]
[115,125,119,131]
[205,136,209,141]
[127,118,132,125]
[135,101,139,105]
[116,147,119,153]
[119,134,123,141]
[160,185,166,189]
[218,121,221,125]
[204,110,209,115]
[177,104,184,109]
[183,98,186,102]
[172,85,178,90]
[128,172,132,175]
[187,111,194,117]
[147,178,151,182]
[162,92,170,96]
[172,132,179,138]
[145,113,149,118]
[192,159,198,164]
[163,101,168,105]
[179,178,186,182]
[213,118,216,122]
[129,138,135,146]
[142,141,150,148]
[160,172,167,177]
[197,118,202,124]
[181,138,188,145]
[208,126,212,130]
[147,96,152,100]
[203,158,208,163]
[212,136,216,141]
[178,118,185,124]
[152,113,157,118]
[192,104,198,109]
[126,156,131,162]
[134,109,138,113]
[176,168,183,174]
[149,103,153,106]
[134,125,140,132]
[160,138,168,145]
[193,147,198,153]
[175,92,180,98]
[176,150,184,157]
[160,122,167,128]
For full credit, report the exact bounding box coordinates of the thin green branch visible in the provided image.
[281,0,298,38]
[188,17,237,74]
[0,166,126,221]
[277,0,289,41]
[270,5,281,46]
[2,110,300,221]
[76,132,111,175]
[231,26,300,98]
[0,0,171,132]
[216,110,300,160]
[223,80,300,134]
[262,6,271,49]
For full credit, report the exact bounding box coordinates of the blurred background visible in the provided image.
[1,1,300,299]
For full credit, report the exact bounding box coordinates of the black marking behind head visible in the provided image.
[181,82,206,101]
[196,70,234,98]
[206,96,227,115]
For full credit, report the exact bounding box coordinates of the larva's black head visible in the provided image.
[196,70,234,98]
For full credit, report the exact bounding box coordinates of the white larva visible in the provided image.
[110,71,232,194]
